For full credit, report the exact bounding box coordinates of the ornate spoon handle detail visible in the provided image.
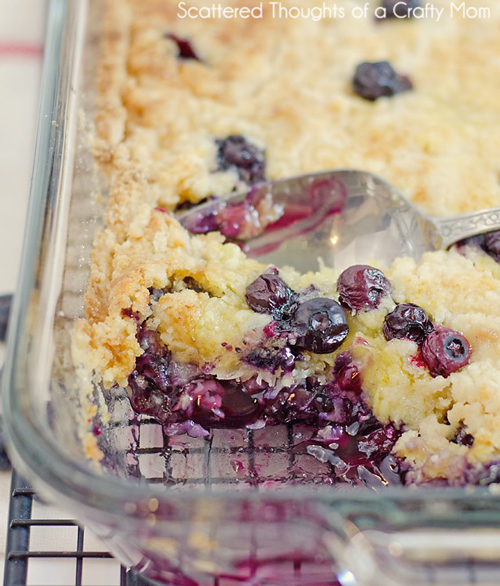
[434,208,500,249]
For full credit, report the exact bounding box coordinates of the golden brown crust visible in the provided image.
[75,0,500,480]
[95,0,500,217]
[93,0,131,167]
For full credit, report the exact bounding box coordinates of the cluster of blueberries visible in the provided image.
[245,266,471,378]
[127,264,471,435]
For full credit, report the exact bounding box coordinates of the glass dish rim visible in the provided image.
[3,0,500,525]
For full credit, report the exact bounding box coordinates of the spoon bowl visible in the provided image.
[178,170,500,273]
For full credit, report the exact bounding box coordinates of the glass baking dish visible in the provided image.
[4,1,500,584]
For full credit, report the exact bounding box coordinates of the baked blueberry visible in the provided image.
[380,0,422,18]
[218,381,263,426]
[183,277,207,293]
[245,346,296,373]
[217,135,266,184]
[121,307,141,322]
[383,303,434,344]
[454,425,475,447]
[454,234,485,256]
[337,265,391,312]
[245,270,298,320]
[166,33,200,60]
[421,327,471,378]
[292,298,349,354]
[130,387,174,424]
[334,353,362,393]
[128,329,176,423]
[353,61,413,101]
[482,231,500,263]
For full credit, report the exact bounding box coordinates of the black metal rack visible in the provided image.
[4,470,150,586]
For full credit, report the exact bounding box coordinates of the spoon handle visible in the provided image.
[434,207,500,249]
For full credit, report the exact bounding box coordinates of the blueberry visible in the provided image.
[353,61,413,101]
[130,387,174,424]
[128,329,177,423]
[245,346,296,373]
[217,135,266,184]
[149,288,166,302]
[337,265,391,312]
[165,33,200,60]
[269,383,316,424]
[421,327,471,378]
[379,0,421,18]
[186,379,262,427]
[334,353,362,393]
[121,307,141,322]
[453,425,474,447]
[482,231,500,263]
[245,270,298,320]
[316,387,354,424]
[454,234,485,256]
[183,277,206,293]
[456,231,500,264]
[218,382,262,427]
[292,298,349,354]
[383,303,434,344]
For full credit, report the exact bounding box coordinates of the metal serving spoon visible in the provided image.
[178,170,500,273]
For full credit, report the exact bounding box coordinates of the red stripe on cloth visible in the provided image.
[0,43,43,57]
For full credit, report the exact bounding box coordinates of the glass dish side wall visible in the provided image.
[3,1,500,585]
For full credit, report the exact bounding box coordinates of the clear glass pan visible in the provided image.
[3,1,500,585]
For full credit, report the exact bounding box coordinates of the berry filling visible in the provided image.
[244,346,296,373]
[353,61,413,101]
[125,266,473,487]
[180,191,284,239]
[304,421,404,486]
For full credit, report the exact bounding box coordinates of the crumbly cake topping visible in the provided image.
[95,0,500,224]
[74,0,500,485]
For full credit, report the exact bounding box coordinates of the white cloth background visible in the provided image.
[0,2,123,584]
[0,0,46,574]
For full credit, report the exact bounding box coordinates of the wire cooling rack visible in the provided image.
[3,466,336,586]
[4,461,496,585]
[4,470,150,586]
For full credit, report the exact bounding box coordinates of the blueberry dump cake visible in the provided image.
[74,0,500,486]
